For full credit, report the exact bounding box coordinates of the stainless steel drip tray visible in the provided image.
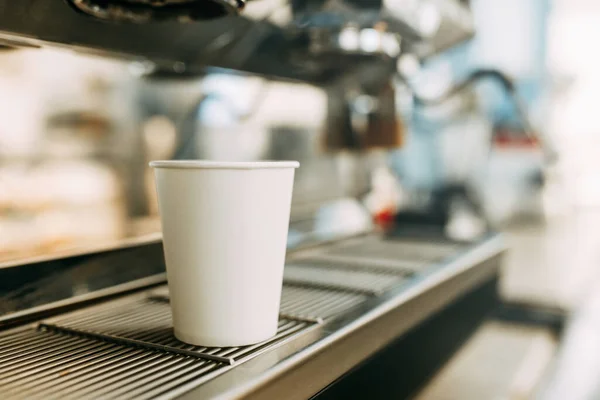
[0,288,331,400]
[0,235,504,400]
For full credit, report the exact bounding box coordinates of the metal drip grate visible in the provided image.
[287,256,415,277]
[148,284,367,321]
[0,327,224,400]
[280,286,368,320]
[0,284,368,400]
[44,296,318,366]
[0,237,468,399]
[145,286,368,323]
[0,294,326,400]
[283,264,404,295]
[320,236,461,272]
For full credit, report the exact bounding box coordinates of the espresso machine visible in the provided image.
[0,1,508,398]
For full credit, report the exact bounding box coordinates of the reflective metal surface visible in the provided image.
[68,0,244,23]
[0,241,166,327]
[283,264,405,295]
[0,326,226,399]
[0,0,474,82]
[0,233,504,399]
[216,234,503,400]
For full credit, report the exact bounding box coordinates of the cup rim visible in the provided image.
[149,160,300,170]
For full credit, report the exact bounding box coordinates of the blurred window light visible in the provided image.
[470,0,539,77]
[547,13,600,76]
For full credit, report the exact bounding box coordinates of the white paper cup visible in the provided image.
[150,160,299,347]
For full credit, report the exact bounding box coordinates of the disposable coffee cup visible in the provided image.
[150,160,299,347]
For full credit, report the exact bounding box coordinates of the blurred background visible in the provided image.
[2,0,600,397]
[3,0,599,304]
